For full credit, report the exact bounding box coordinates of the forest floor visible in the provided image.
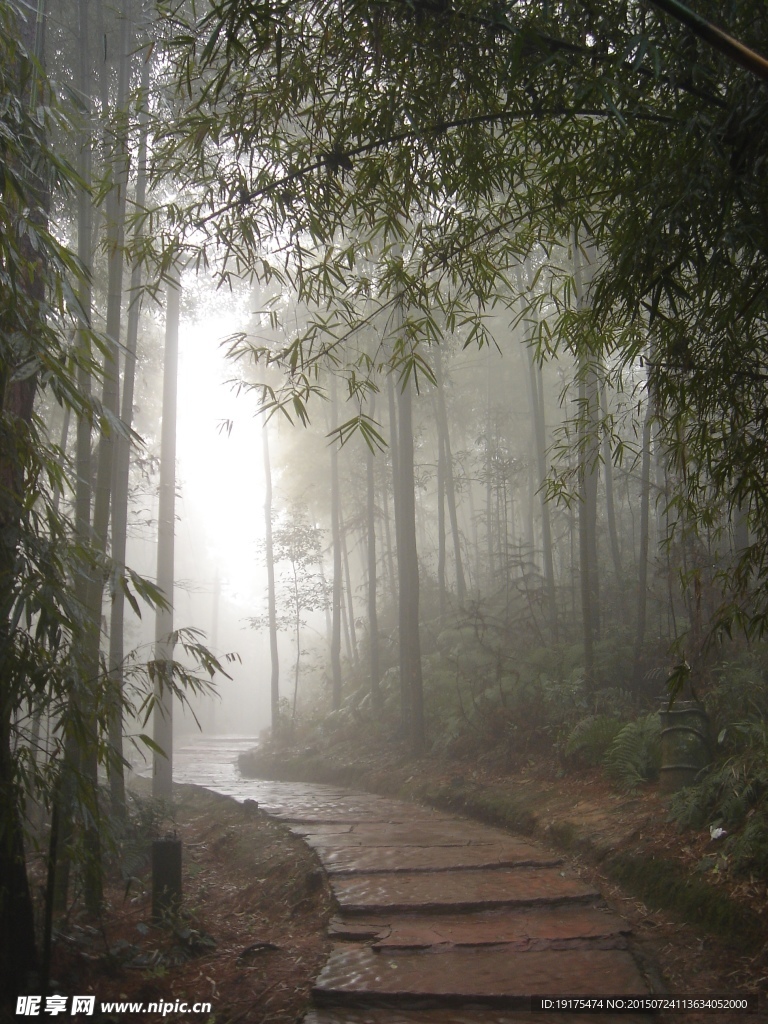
[23,739,768,1024]
[24,784,334,1024]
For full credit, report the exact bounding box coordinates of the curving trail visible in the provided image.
[167,736,654,1022]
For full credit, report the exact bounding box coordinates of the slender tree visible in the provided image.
[396,365,425,754]
[523,294,559,643]
[600,379,624,608]
[329,374,343,709]
[55,0,95,915]
[435,397,447,617]
[573,230,600,688]
[108,11,148,821]
[0,0,98,991]
[262,416,280,737]
[339,503,359,667]
[633,386,655,690]
[434,345,467,606]
[153,267,181,801]
[365,403,382,712]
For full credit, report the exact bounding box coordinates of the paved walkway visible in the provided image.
[167,737,654,1022]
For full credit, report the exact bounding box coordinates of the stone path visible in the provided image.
[164,736,655,1022]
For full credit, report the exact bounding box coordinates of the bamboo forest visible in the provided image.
[2,0,768,1017]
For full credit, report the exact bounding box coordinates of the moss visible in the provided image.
[410,781,539,835]
[471,788,539,834]
[605,852,766,951]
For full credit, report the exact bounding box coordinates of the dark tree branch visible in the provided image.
[647,0,768,82]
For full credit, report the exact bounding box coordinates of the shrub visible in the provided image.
[564,715,623,768]
[603,714,662,793]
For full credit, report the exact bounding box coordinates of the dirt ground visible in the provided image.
[43,785,333,1024]
[29,744,768,1024]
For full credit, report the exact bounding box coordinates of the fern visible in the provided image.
[604,714,662,794]
[564,715,622,767]
[670,754,768,829]
[668,765,728,829]
[726,813,768,875]
[670,714,768,829]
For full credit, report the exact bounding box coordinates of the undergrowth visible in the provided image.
[564,715,623,767]
[668,651,768,877]
[603,714,662,793]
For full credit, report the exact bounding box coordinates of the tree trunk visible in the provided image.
[584,370,600,640]
[339,504,359,667]
[0,727,38,998]
[366,419,381,712]
[396,371,425,754]
[434,346,466,605]
[600,380,624,605]
[574,228,600,689]
[0,0,48,991]
[341,565,353,665]
[578,371,597,690]
[78,0,132,907]
[485,348,495,585]
[330,376,343,710]
[381,471,397,607]
[527,347,558,641]
[55,0,93,915]
[387,371,408,729]
[108,13,144,821]
[292,562,301,720]
[435,404,447,618]
[633,393,654,690]
[733,504,749,558]
[72,0,134,914]
[52,406,71,514]
[382,376,397,606]
[262,418,280,737]
[152,268,180,801]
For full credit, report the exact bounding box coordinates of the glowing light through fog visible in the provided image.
[175,310,265,607]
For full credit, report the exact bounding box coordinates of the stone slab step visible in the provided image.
[315,840,560,874]
[313,944,649,1004]
[253,786,452,824]
[298,821,530,849]
[328,905,630,949]
[333,867,601,914]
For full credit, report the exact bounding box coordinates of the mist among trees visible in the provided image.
[2,0,768,999]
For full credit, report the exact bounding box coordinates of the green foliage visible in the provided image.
[671,745,768,831]
[148,0,768,647]
[564,715,623,768]
[249,502,327,635]
[0,5,239,987]
[667,651,768,876]
[603,714,662,793]
[726,814,768,877]
[0,3,95,414]
[705,652,768,731]
[420,594,656,763]
[670,720,768,829]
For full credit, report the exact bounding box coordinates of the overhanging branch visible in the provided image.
[648,0,768,82]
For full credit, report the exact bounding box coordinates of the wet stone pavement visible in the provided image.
[165,737,655,1022]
